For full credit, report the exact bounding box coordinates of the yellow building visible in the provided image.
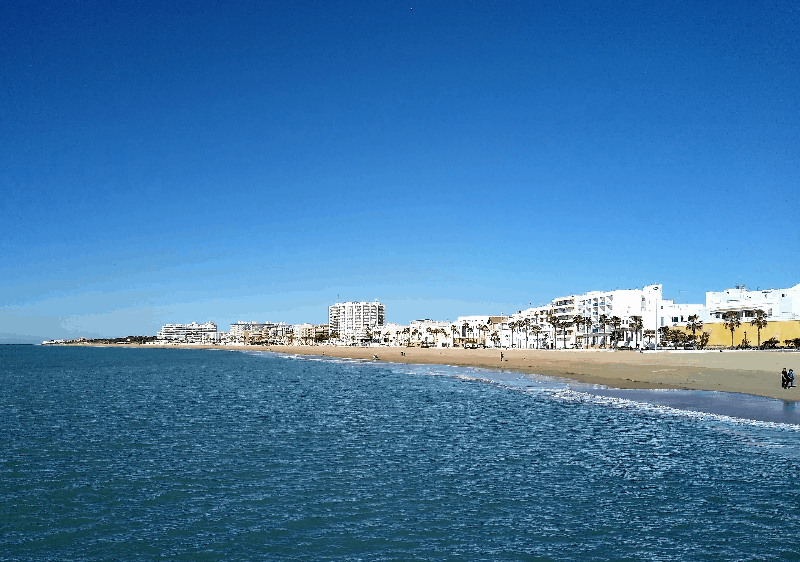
[672,319,800,348]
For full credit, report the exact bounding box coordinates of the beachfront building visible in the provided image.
[658,301,709,328]
[451,316,496,348]
[293,323,316,345]
[270,322,294,344]
[313,324,329,343]
[498,284,674,349]
[372,322,406,346]
[328,300,385,343]
[156,321,219,343]
[228,321,276,344]
[706,283,800,321]
[230,321,274,337]
[409,319,452,347]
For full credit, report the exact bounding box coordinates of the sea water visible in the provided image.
[2,346,799,561]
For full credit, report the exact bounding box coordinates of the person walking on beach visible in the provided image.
[500,352,504,362]
[782,368,789,389]
[789,368,796,388]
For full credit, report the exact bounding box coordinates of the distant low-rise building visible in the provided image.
[156,322,218,343]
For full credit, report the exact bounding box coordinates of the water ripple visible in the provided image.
[2,346,799,561]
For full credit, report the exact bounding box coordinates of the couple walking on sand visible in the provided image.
[781,368,795,389]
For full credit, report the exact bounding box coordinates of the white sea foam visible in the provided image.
[246,350,800,431]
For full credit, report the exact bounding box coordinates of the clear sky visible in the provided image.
[2,0,798,342]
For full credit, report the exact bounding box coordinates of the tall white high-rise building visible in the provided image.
[328,300,385,340]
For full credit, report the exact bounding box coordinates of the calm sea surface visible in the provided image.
[2,346,799,561]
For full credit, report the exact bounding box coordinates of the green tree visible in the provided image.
[643,329,655,348]
[546,312,560,349]
[530,324,542,349]
[520,318,530,349]
[749,309,768,348]
[598,314,609,348]
[609,316,623,347]
[685,314,703,339]
[658,326,672,348]
[629,316,644,349]
[572,315,588,349]
[722,312,741,349]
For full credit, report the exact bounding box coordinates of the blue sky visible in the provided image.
[2,0,798,342]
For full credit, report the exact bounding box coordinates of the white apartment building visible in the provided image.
[328,301,385,341]
[659,301,709,327]
[372,322,406,346]
[499,284,679,349]
[293,323,315,344]
[409,319,452,347]
[229,321,275,336]
[706,283,800,321]
[452,315,496,348]
[156,321,219,343]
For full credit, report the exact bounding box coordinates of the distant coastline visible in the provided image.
[60,342,799,402]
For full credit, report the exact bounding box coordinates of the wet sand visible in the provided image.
[107,343,800,401]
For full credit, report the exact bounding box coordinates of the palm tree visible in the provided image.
[643,329,655,348]
[573,315,590,349]
[685,314,703,346]
[629,316,644,349]
[451,325,459,347]
[658,326,671,348]
[609,316,622,347]
[598,314,609,348]
[541,332,550,350]
[562,317,573,349]
[529,324,542,349]
[750,309,768,348]
[491,331,500,348]
[478,324,489,347]
[508,320,517,348]
[546,312,560,349]
[722,312,741,349]
[519,318,530,349]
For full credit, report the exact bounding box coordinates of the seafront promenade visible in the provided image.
[79,343,799,401]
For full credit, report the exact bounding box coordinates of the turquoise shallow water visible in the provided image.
[2,346,799,561]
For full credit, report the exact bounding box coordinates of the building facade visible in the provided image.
[328,301,385,341]
[156,321,218,343]
[706,283,800,321]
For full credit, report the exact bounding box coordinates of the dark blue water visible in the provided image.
[2,346,799,561]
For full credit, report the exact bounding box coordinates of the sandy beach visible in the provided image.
[90,343,800,401]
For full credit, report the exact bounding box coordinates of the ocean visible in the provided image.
[2,346,799,561]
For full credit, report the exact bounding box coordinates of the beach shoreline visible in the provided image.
[64,343,800,402]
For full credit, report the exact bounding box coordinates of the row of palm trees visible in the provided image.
[502,312,646,349]
[721,309,769,348]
